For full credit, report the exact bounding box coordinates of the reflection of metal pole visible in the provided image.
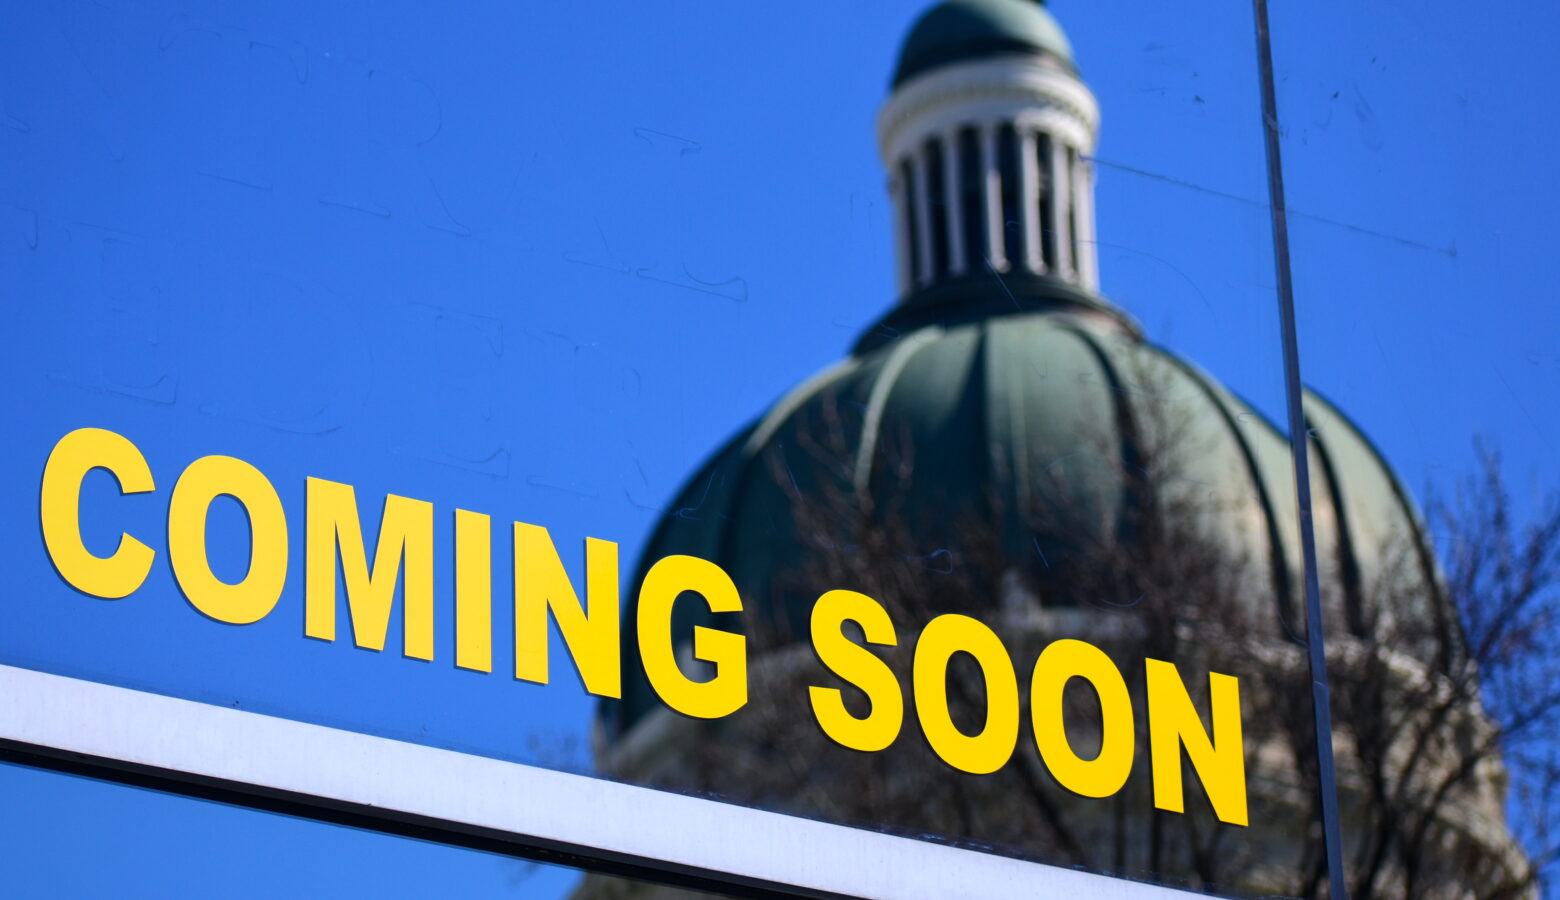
[1250,2,1349,897]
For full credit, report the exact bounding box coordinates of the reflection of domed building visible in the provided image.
[585,2,1528,897]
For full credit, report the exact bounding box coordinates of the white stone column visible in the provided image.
[981,123,1005,272]
[1019,129,1044,274]
[912,149,934,287]
[944,132,966,276]
[1072,153,1099,291]
[890,171,913,297]
[1050,138,1074,280]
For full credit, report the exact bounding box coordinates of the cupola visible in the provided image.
[880,0,1100,301]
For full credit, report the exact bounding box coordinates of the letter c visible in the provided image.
[40,428,157,599]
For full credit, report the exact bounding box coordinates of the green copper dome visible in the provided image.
[603,283,1445,738]
[893,0,1076,87]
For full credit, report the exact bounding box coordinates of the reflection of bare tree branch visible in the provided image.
[1301,439,1559,900]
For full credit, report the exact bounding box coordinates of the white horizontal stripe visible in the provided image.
[0,663,1196,900]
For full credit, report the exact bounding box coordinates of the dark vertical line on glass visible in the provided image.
[901,159,922,285]
[958,127,986,270]
[1037,133,1057,270]
[925,138,950,278]
[1066,146,1080,273]
[998,123,1022,270]
[1251,1,1348,896]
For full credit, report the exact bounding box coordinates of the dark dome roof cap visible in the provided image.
[893,0,1076,88]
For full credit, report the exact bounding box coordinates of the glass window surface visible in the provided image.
[0,1,1359,896]
[0,763,735,900]
[1270,2,1560,897]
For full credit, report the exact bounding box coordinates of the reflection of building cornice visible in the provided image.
[877,56,1100,167]
[855,271,1139,356]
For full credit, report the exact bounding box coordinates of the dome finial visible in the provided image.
[892,0,1075,88]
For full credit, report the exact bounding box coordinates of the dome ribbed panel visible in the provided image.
[608,306,1439,737]
[850,328,948,494]
[1151,352,1307,639]
[1302,390,1447,652]
[858,323,990,555]
[1301,425,1349,637]
[983,315,1125,576]
[613,358,867,732]
[719,357,877,642]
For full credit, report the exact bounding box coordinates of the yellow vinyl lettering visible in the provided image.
[455,509,493,673]
[1146,658,1248,826]
[513,523,620,698]
[637,554,746,719]
[1031,639,1134,799]
[808,589,903,753]
[40,427,156,599]
[167,454,287,624]
[912,614,1018,775]
[305,477,434,660]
